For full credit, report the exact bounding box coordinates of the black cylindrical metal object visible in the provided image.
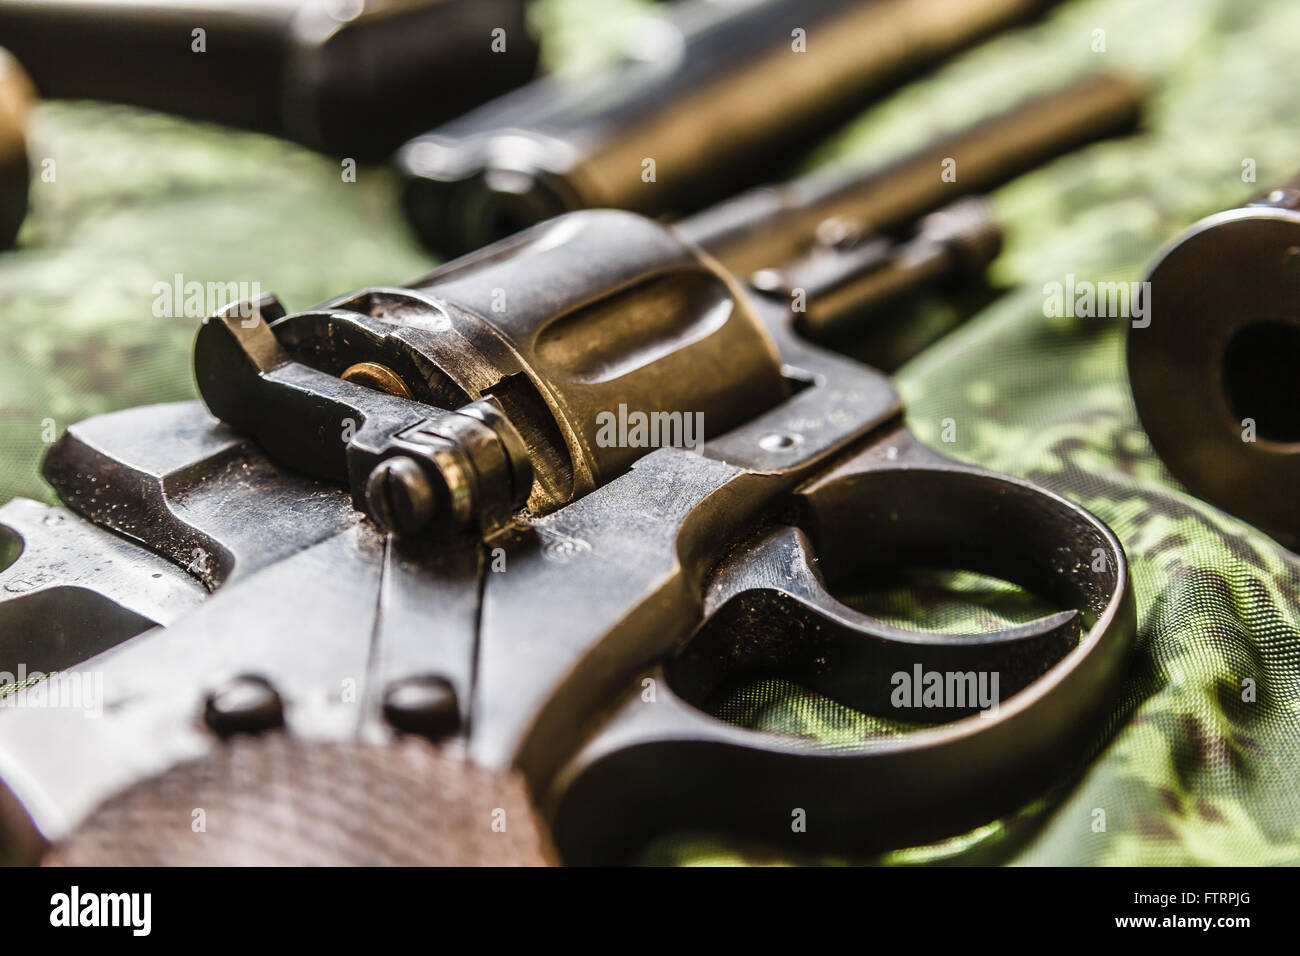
[1130,180,1300,542]
[195,211,790,516]
[750,196,1003,338]
[398,0,1057,257]
[0,0,539,159]
[0,47,32,247]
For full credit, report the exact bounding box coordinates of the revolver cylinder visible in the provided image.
[196,211,790,522]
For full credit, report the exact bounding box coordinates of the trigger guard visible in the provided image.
[547,433,1134,863]
[796,429,1127,630]
[668,525,1082,722]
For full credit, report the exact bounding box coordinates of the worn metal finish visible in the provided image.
[751,197,1003,338]
[0,0,539,159]
[398,0,1057,256]
[550,428,1132,862]
[0,498,205,675]
[0,198,1135,863]
[382,675,460,740]
[211,213,790,517]
[0,68,1147,862]
[195,294,536,537]
[0,47,32,247]
[364,456,437,535]
[1131,179,1300,544]
[38,400,360,590]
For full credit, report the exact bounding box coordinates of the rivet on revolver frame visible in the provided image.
[759,431,802,452]
[204,674,285,737]
[382,674,460,740]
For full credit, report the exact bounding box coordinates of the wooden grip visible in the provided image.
[43,736,556,866]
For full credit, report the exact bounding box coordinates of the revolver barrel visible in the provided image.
[679,72,1144,275]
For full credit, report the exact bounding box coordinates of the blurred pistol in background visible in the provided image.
[0,0,539,159]
[397,0,1064,257]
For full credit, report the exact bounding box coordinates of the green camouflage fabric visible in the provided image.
[2,0,1299,866]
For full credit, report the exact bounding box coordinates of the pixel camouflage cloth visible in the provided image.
[1,0,1298,865]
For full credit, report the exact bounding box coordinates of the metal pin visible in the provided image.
[382,674,460,740]
[204,674,284,737]
[364,457,436,537]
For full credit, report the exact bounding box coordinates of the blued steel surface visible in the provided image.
[678,73,1143,274]
[398,0,1059,256]
[0,0,539,159]
[1131,180,1300,543]
[0,202,1135,863]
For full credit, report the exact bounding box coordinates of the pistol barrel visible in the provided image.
[398,0,1057,257]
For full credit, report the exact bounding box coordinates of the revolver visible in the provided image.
[0,0,539,159]
[0,78,1140,866]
